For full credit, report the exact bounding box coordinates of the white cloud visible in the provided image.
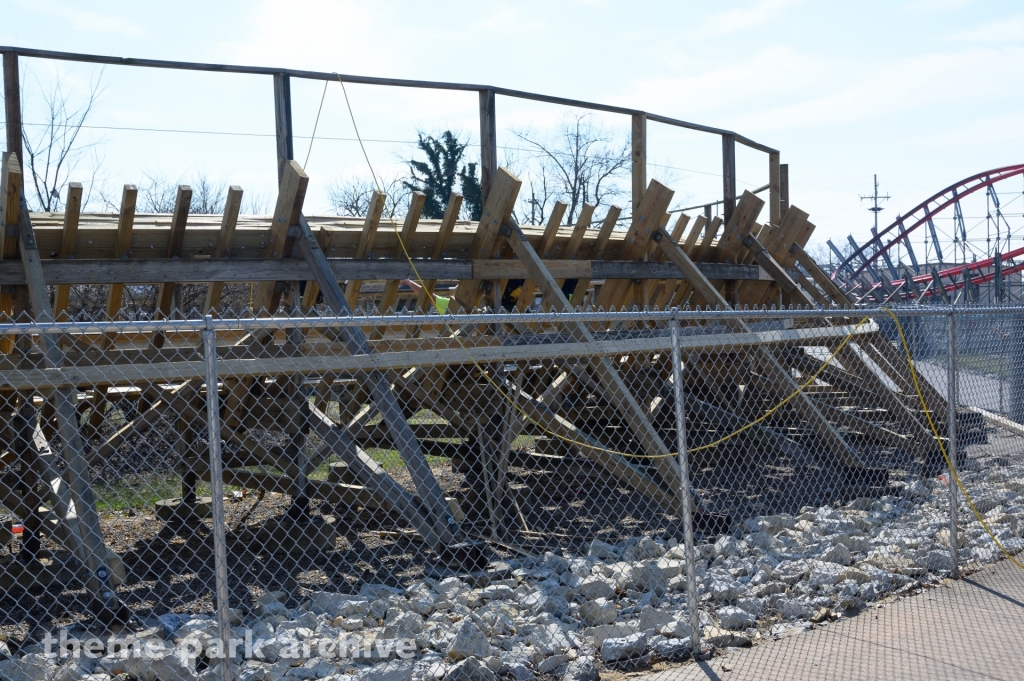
[21,1,145,37]
[698,0,802,37]
[951,13,1024,44]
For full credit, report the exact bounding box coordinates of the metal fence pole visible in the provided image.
[946,308,960,579]
[204,315,233,681]
[670,317,701,656]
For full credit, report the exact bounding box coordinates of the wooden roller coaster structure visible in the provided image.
[0,47,952,623]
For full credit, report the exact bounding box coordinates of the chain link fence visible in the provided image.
[0,305,1022,681]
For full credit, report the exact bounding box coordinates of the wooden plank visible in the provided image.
[13,171,131,621]
[103,185,139,324]
[769,152,781,227]
[203,186,244,313]
[52,183,83,321]
[715,190,765,265]
[515,201,566,311]
[344,190,385,308]
[501,202,682,512]
[593,182,675,311]
[649,212,690,307]
[3,55,22,170]
[252,164,308,314]
[652,222,863,467]
[377,191,425,314]
[566,205,619,306]
[292,195,456,548]
[722,133,736,223]
[668,215,722,308]
[152,186,193,347]
[413,192,463,315]
[300,227,332,310]
[479,90,496,204]
[452,169,522,312]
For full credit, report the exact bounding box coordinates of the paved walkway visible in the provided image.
[640,557,1024,681]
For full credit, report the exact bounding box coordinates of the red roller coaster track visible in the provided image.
[834,164,1024,282]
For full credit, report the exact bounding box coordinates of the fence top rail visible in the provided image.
[0,303,1020,336]
[1,45,776,154]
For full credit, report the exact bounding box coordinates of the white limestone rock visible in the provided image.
[579,598,617,626]
[446,620,492,661]
[716,606,755,630]
[599,632,648,662]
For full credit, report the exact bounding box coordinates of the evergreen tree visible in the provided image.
[459,162,483,220]
[404,131,481,219]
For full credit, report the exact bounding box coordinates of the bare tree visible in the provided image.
[327,172,411,218]
[512,112,630,226]
[22,71,104,211]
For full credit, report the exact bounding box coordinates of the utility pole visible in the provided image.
[861,174,891,261]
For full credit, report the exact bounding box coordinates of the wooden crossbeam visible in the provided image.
[453,173,522,312]
[500,192,682,511]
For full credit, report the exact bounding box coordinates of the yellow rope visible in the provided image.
[882,307,1024,571]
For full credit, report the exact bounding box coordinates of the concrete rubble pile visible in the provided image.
[4,468,1023,681]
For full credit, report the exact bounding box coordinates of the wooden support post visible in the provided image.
[11,157,131,622]
[632,113,647,215]
[769,152,781,227]
[413,193,462,314]
[344,190,385,309]
[780,163,789,216]
[252,165,308,315]
[0,152,21,354]
[152,186,193,347]
[204,186,243,313]
[3,53,21,167]
[453,170,521,313]
[273,73,293,182]
[53,183,83,321]
[479,89,497,206]
[722,133,736,225]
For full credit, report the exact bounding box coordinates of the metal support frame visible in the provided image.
[204,315,233,681]
[946,308,960,578]
[669,318,700,656]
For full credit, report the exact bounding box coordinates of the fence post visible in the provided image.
[946,307,960,579]
[670,316,701,656]
[204,315,233,681]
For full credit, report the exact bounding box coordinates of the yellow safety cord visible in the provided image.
[882,307,1024,571]
[315,80,1024,571]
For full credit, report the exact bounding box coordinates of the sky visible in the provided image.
[4,0,1024,263]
